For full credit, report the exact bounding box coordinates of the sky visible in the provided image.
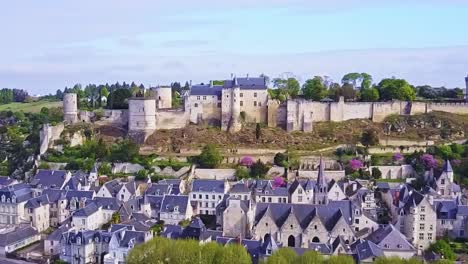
[1,0,468,95]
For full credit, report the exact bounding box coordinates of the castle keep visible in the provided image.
[63,75,468,136]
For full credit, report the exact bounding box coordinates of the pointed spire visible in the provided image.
[317,155,327,187]
[442,159,453,172]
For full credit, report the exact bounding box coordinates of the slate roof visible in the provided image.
[190,84,223,96]
[0,225,38,246]
[25,194,50,209]
[250,180,289,197]
[161,224,183,239]
[351,239,384,261]
[64,190,95,201]
[118,230,146,247]
[0,183,33,203]
[144,195,164,212]
[73,202,99,217]
[65,230,110,245]
[101,179,121,196]
[366,224,415,252]
[192,179,225,193]
[94,197,121,210]
[160,195,189,214]
[254,200,352,231]
[309,242,332,254]
[0,176,15,187]
[434,199,458,220]
[223,77,267,90]
[42,189,63,203]
[46,224,72,241]
[230,182,251,193]
[31,169,68,189]
[146,183,172,196]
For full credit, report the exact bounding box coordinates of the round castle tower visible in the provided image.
[63,93,78,124]
[154,86,172,109]
[128,97,157,132]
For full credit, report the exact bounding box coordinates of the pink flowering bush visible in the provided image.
[349,159,363,171]
[273,176,286,187]
[239,156,254,167]
[420,154,438,169]
[393,153,403,162]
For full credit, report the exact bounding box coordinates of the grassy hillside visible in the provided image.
[0,100,62,113]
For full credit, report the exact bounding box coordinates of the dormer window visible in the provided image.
[1,195,5,202]
[174,206,179,212]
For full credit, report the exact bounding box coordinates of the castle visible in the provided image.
[63,75,468,139]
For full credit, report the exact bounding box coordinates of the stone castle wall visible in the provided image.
[39,124,65,155]
[155,109,188,129]
[62,92,468,134]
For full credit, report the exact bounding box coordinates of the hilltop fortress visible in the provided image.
[63,75,468,140]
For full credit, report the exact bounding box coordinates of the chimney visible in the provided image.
[190,80,192,87]
[231,73,234,79]
[210,80,213,87]
[246,73,249,80]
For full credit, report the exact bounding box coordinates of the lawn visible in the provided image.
[0,100,62,113]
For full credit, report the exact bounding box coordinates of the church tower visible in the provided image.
[313,156,329,205]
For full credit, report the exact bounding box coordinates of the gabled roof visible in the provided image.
[94,197,121,211]
[366,224,415,252]
[160,195,189,214]
[255,200,352,231]
[146,183,172,196]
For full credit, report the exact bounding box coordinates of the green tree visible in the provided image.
[361,128,379,147]
[372,167,382,179]
[264,248,297,264]
[378,78,416,101]
[361,73,373,90]
[361,87,380,101]
[296,250,323,264]
[250,159,269,178]
[214,244,251,264]
[235,166,250,179]
[327,255,355,264]
[429,239,456,261]
[341,72,362,88]
[200,242,223,264]
[198,144,223,168]
[286,78,301,98]
[374,256,406,264]
[341,83,357,101]
[303,76,327,101]
[108,88,132,109]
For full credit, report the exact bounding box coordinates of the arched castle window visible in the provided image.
[312,237,320,243]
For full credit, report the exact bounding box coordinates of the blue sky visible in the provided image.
[1,0,468,95]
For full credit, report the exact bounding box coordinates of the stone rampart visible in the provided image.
[39,123,65,155]
[156,109,188,129]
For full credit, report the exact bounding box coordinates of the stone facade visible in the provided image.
[63,76,468,135]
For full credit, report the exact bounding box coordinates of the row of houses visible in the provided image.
[0,158,466,263]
